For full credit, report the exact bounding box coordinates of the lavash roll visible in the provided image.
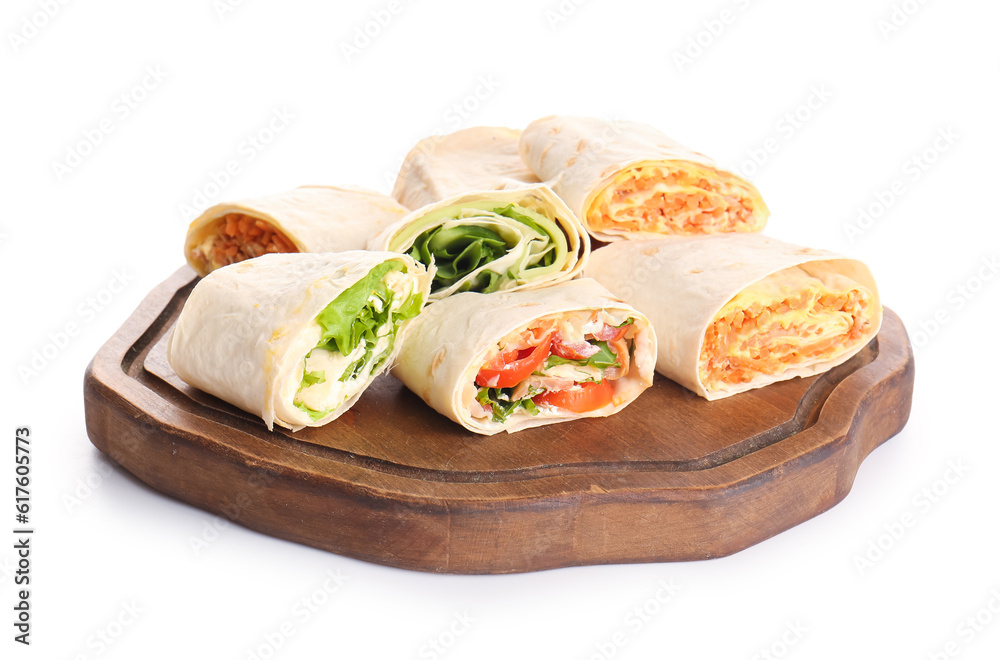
[391,278,657,435]
[167,251,431,431]
[519,115,769,241]
[184,185,410,277]
[585,234,882,399]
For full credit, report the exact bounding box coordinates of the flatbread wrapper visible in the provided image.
[391,278,657,435]
[167,251,431,430]
[184,185,410,277]
[584,234,882,399]
[392,126,541,210]
[519,115,769,241]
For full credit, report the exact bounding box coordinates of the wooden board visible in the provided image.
[84,266,914,574]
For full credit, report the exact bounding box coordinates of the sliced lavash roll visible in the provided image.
[391,126,541,210]
[184,185,410,277]
[167,251,431,431]
[370,185,589,301]
[519,115,769,241]
[392,279,657,435]
[584,234,882,399]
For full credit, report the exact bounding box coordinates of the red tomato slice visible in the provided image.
[475,334,552,389]
[532,379,615,413]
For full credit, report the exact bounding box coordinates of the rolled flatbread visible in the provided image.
[184,185,410,277]
[370,186,590,301]
[584,234,882,399]
[391,126,540,210]
[167,251,432,430]
[392,279,657,435]
[519,115,769,241]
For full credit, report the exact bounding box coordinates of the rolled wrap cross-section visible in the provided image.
[392,279,657,435]
[167,251,432,430]
[585,234,882,399]
[184,185,410,277]
[370,186,589,301]
[519,115,769,241]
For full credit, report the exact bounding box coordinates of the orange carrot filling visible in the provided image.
[190,213,298,274]
[699,269,876,390]
[587,164,766,235]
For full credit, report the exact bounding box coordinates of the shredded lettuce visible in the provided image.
[316,261,403,355]
[475,386,541,424]
[294,400,334,422]
[295,260,424,419]
[301,370,326,387]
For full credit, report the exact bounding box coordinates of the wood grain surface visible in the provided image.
[84,266,915,574]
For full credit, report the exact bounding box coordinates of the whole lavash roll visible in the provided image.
[167,251,431,431]
[519,115,769,241]
[391,126,541,210]
[584,234,882,399]
[184,185,410,277]
[391,279,657,435]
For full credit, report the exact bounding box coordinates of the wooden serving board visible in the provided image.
[84,266,914,574]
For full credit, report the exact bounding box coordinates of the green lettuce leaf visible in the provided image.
[402,201,567,294]
[544,340,619,370]
[295,259,425,420]
[409,224,509,291]
[301,370,326,387]
[294,401,334,422]
[475,386,541,424]
[315,260,408,356]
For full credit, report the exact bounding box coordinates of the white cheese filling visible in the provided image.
[293,268,415,417]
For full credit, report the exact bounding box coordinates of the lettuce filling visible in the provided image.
[475,386,541,424]
[293,260,423,421]
[393,201,568,295]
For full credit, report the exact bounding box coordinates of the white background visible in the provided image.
[2,0,999,658]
